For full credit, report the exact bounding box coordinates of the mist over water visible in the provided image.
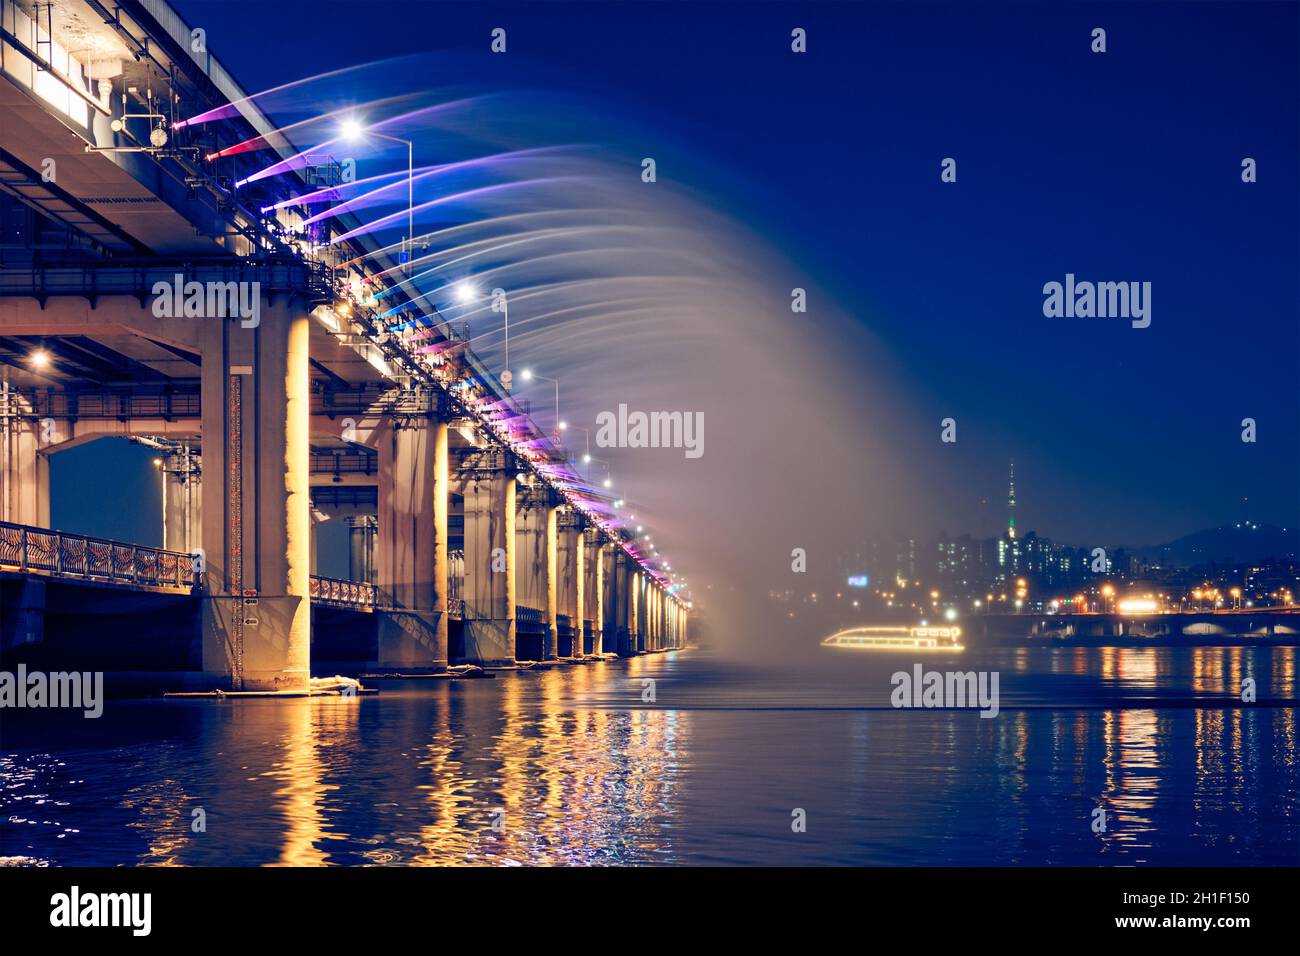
[211,57,960,656]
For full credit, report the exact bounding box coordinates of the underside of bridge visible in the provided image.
[0,0,686,690]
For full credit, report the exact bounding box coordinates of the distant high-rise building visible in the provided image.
[1007,460,1017,540]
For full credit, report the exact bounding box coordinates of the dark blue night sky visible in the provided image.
[58,2,1299,550]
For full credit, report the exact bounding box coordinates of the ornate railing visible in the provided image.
[308,574,390,610]
[0,520,196,591]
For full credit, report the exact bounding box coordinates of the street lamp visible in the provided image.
[585,455,614,490]
[520,368,561,438]
[456,281,512,390]
[341,119,414,272]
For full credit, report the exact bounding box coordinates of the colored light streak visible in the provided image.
[236,98,485,186]
[329,178,576,245]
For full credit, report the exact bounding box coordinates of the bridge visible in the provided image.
[0,0,686,690]
[969,609,1300,642]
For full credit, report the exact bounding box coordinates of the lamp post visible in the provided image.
[566,425,592,472]
[587,456,614,490]
[341,120,413,271]
[520,368,561,438]
[455,281,512,391]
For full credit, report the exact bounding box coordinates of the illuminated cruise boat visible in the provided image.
[821,625,965,652]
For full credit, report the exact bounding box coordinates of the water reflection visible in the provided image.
[0,647,1296,866]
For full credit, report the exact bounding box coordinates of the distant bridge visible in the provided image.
[970,610,1300,641]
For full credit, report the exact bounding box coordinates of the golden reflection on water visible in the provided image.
[134,663,692,866]
[266,699,357,866]
[77,647,1298,866]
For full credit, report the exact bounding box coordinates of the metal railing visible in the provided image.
[309,574,391,610]
[0,520,196,591]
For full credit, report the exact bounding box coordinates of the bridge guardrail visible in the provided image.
[0,520,197,591]
[309,574,393,610]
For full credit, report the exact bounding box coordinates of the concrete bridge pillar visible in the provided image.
[198,304,312,692]
[610,551,629,656]
[161,448,201,555]
[654,586,663,650]
[515,483,558,661]
[455,449,516,665]
[583,531,605,655]
[629,565,643,655]
[602,543,619,654]
[347,515,376,584]
[0,407,49,528]
[556,509,584,657]
[646,581,656,650]
[658,588,666,649]
[375,417,449,670]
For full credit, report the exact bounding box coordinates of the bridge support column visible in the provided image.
[0,409,49,528]
[645,581,655,651]
[652,585,662,650]
[626,563,642,656]
[612,553,632,656]
[639,571,649,652]
[604,544,620,654]
[455,450,515,665]
[656,586,665,650]
[161,448,201,555]
[556,509,584,657]
[347,516,376,584]
[199,307,311,692]
[515,484,557,661]
[583,530,605,655]
[376,418,449,671]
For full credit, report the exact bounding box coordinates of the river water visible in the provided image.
[1,645,1296,866]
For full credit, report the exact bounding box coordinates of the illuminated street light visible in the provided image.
[340,118,414,273]
[519,369,562,438]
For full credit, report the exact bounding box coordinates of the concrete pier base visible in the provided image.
[0,578,45,650]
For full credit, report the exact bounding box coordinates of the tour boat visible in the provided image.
[821,625,965,652]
